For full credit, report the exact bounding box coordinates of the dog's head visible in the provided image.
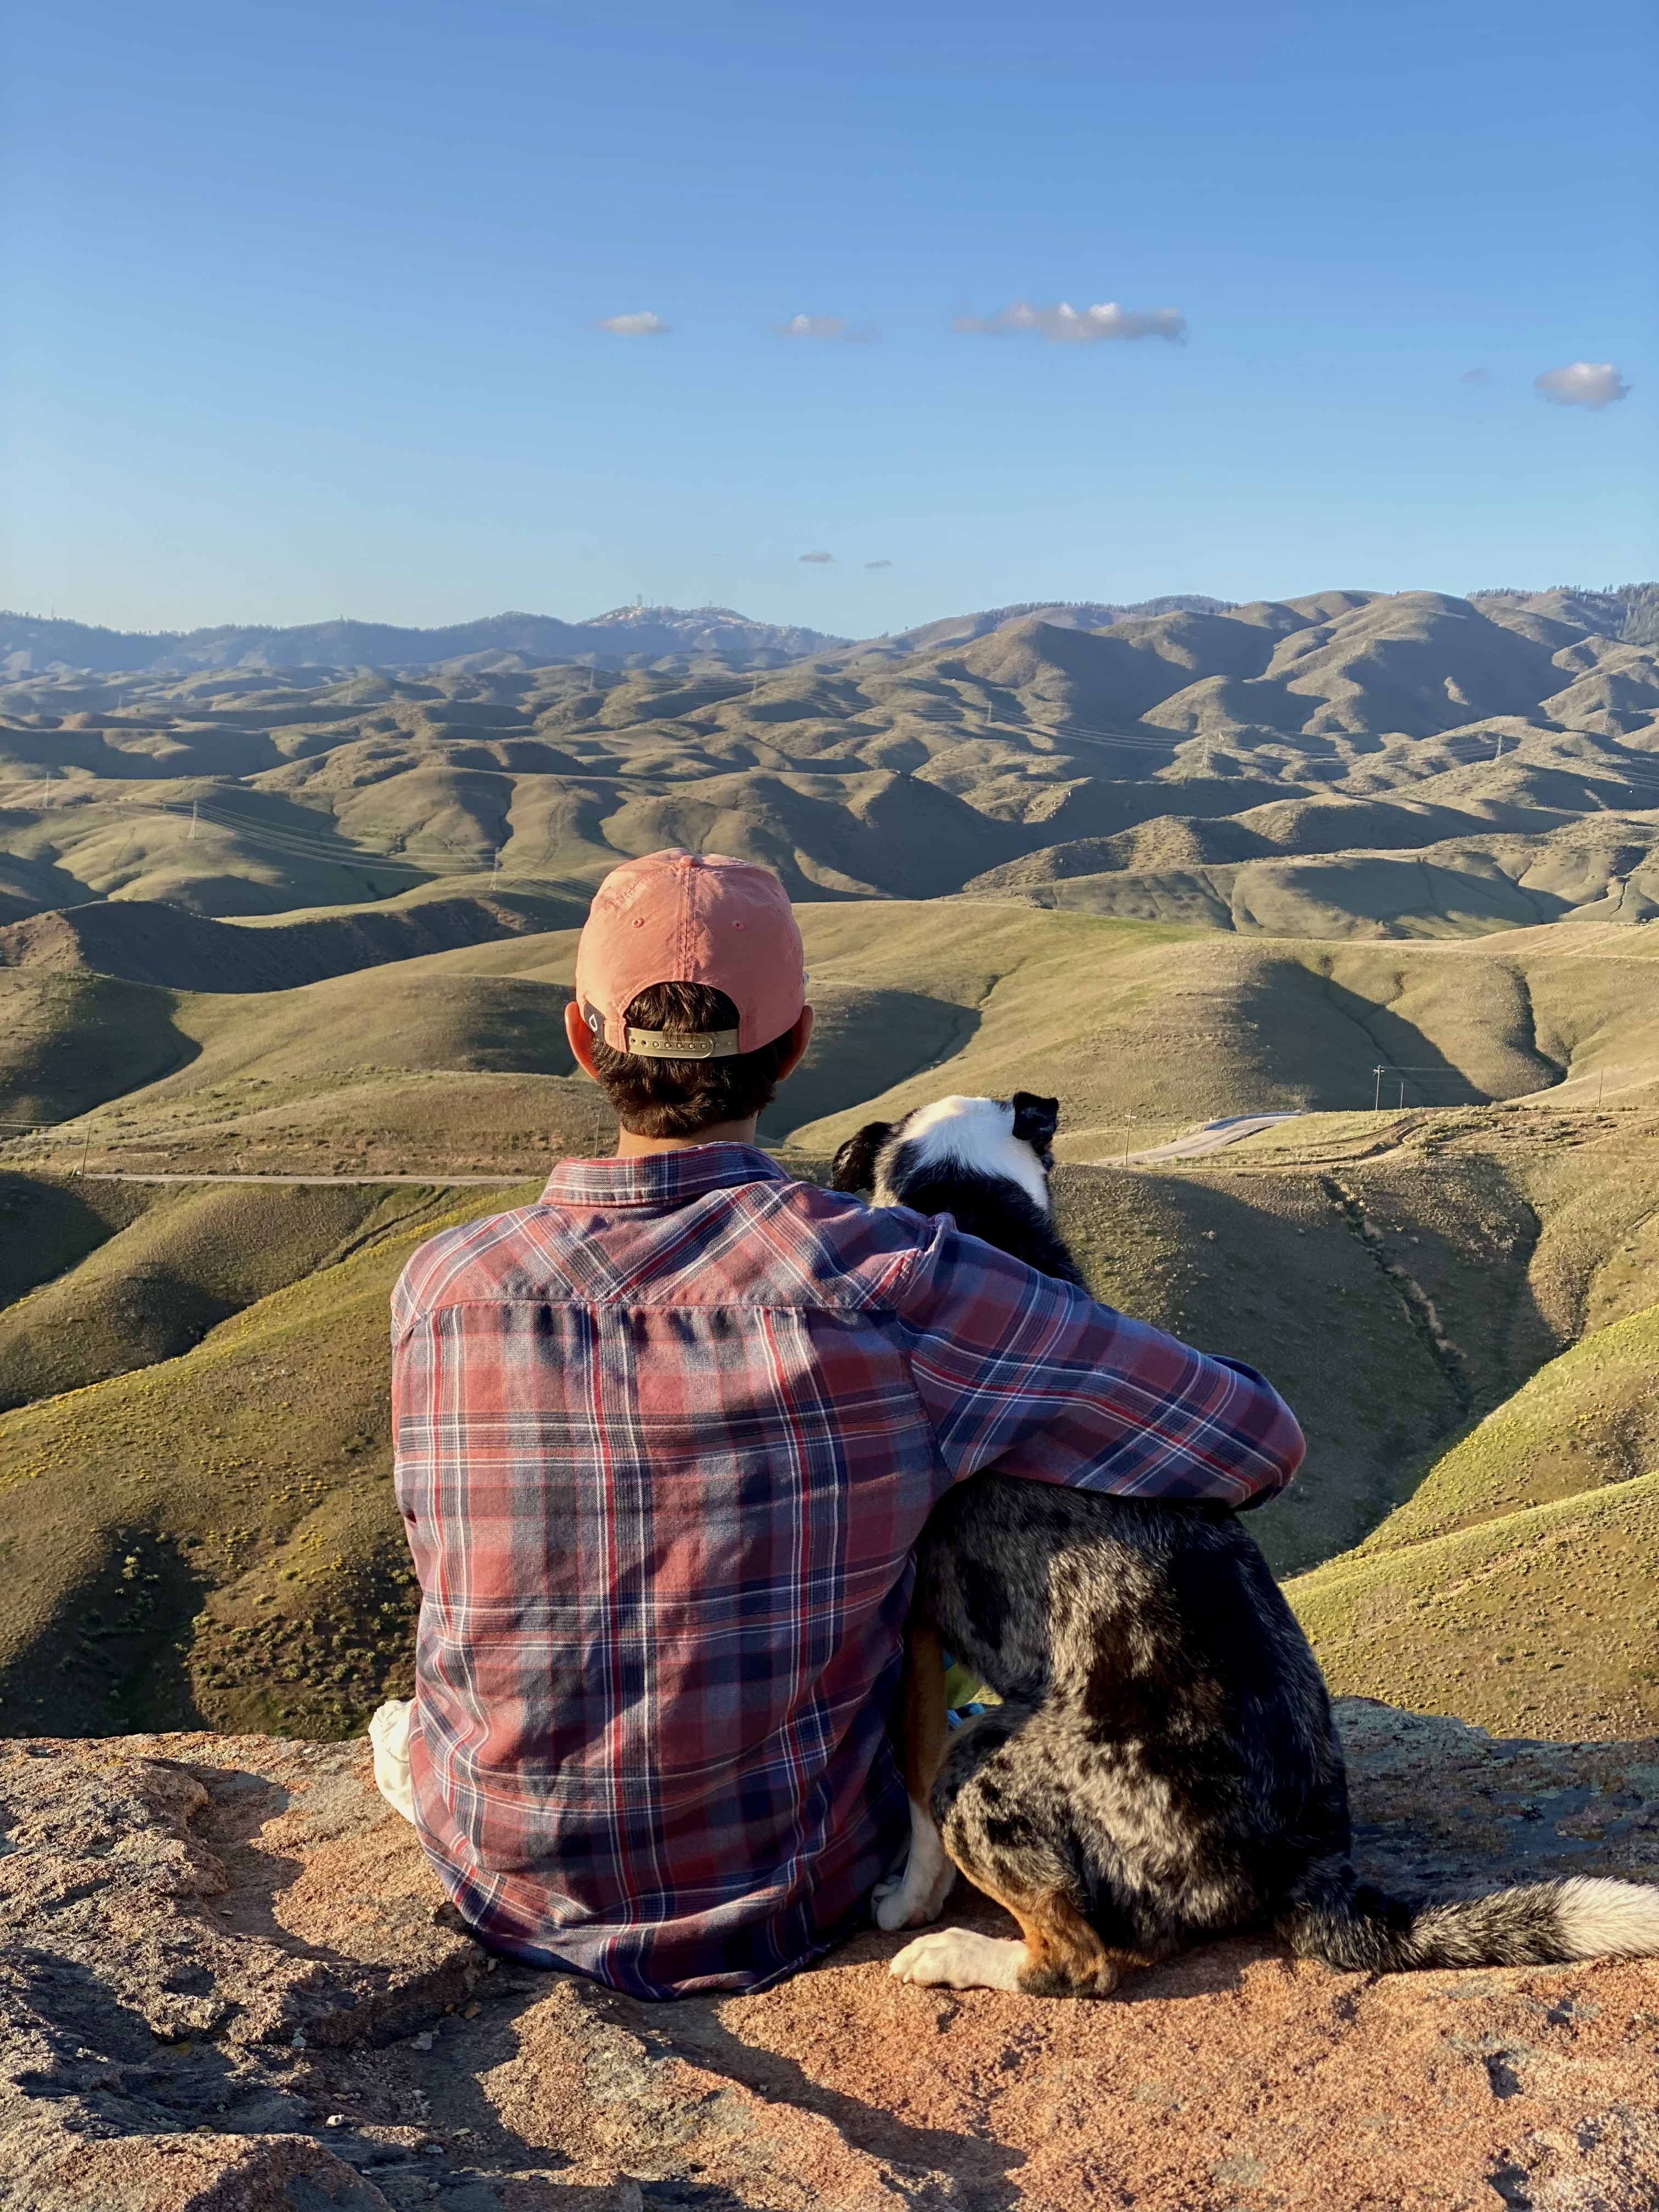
[830,1091,1062,1214]
[830,1120,893,1196]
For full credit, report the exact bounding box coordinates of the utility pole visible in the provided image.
[1398,1078,1406,1110]
[1494,732,1503,763]
[188,799,199,842]
[1373,1064,1385,1112]
[490,847,501,889]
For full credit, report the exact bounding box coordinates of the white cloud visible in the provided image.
[1459,367,1492,385]
[1534,362,1629,410]
[865,558,893,569]
[771,314,882,343]
[799,550,834,563]
[953,298,1187,345]
[597,311,670,337]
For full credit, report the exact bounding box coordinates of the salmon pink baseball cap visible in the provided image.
[574,849,807,1057]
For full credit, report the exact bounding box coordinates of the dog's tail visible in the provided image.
[1278,1858,1659,1972]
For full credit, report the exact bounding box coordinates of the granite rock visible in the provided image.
[3,1703,1659,2211]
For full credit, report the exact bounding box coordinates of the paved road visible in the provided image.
[78,1170,533,1187]
[1126,1111,1302,1164]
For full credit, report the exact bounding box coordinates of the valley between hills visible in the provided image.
[1,584,1657,1754]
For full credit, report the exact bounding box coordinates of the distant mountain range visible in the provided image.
[0,595,1238,678]
[0,605,843,677]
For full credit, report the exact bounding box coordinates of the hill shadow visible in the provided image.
[1053,1163,1552,1576]
[1,972,202,1123]
[1316,977,1489,1106]
[761,988,980,1143]
[0,1530,209,1737]
[0,1171,134,1308]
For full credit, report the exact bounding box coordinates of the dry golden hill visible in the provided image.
[3,588,1656,936]
[7,905,1657,1172]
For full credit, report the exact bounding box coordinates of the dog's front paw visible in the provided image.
[889,1927,1025,1992]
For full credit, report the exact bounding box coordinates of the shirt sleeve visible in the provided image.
[889,1216,1304,1509]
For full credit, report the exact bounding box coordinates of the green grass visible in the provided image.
[0,1181,541,1739]
[1052,1154,1552,1576]
[0,1181,458,1409]
[0,972,195,1121]
[1287,1463,1659,1742]
[1350,1300,1659,1555]
[0,1171,156,1308]
[3,884,1658,1742]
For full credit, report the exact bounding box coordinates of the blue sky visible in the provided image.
[3,0,1654,636]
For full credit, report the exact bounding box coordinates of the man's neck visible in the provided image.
[613,1117,761,1159]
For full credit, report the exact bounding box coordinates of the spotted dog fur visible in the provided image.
[832,1094,1659,1996]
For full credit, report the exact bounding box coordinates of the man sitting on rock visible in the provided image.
[370,848,1304,1999]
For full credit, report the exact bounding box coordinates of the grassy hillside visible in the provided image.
[1345,1301,1659,1554]
[0,971,195,1122]
[10,904,1655,1184]
[1,810,1656,1745]
[0,1171,155,1307]
[0,1183,540,1740]
[0,889,578,990]
[0,1181,456,1408]
[1288,1459,1659,1743]
[4,588,1657,936]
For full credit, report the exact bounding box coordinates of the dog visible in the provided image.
[832,1092,1659,1996]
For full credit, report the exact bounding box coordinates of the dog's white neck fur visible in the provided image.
[881,1095,1051,1214]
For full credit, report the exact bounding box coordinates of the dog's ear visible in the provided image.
[830,1122,893,1192]
[1011,1092,1060,1149]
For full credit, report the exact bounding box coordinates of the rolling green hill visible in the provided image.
[2,1090,1655,1739]
[0,1186,536,1739]
[0,1180,455,1409]
[9,903,1655,1186]
[3,587,1657,936]
[1289,1463,1659,1742]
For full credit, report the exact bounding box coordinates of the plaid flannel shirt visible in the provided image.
[391,1144,1304,1999]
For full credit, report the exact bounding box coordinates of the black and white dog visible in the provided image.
[830,1091,1084,1288]
[832,1092,1659,1996]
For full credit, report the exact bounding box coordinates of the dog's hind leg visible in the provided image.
[891,1877,1122,1996]
[890,1705,1128,1997]
[873,1612,957,1931]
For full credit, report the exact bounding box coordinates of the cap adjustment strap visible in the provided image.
[624,1026,742,1059]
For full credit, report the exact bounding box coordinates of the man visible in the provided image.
[385,848,1304,2000]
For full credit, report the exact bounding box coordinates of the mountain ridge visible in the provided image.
[3,586,1652,680]
[0,595,1235,677]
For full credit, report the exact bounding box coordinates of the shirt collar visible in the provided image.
[541,1143,792,1208]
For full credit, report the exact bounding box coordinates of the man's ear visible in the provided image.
[775,1004,815,1084]
[830,1122,893,1192]
[565,996,601,1080]
[1011,1092,1060,1148]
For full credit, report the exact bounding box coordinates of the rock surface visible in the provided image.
[4,1702,1659,2211]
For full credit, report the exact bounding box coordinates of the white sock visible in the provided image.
[368,1697,417,1824]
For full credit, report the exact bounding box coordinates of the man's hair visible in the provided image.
[588,980,795,1138]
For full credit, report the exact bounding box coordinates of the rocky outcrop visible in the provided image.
[4,1702,1659,2210]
